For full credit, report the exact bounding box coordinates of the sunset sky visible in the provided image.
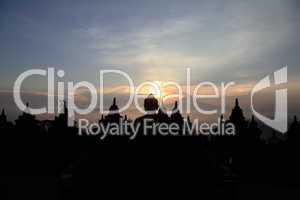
[0,0,299,121]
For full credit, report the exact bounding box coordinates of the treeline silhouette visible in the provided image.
[1,95,300,199]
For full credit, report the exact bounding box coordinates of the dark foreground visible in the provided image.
[1,133,300,200]
[1,98,300,199]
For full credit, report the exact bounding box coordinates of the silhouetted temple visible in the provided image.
[100,97,122,124]
[55,101,69,127]
[288,115,300,142]
[2,96,293,144]
[134,94,160,128]
[229,98,247,134]
[156,106,169,123]
[170,101,184,126]
[144,94,159,112]
[0,109,7,125]
[247,115,261,141]
[15,103,37,127]
[133,95,186,135]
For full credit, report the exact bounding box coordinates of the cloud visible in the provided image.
[72,0,299,84]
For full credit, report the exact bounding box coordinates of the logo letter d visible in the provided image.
[251,66,287,133]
